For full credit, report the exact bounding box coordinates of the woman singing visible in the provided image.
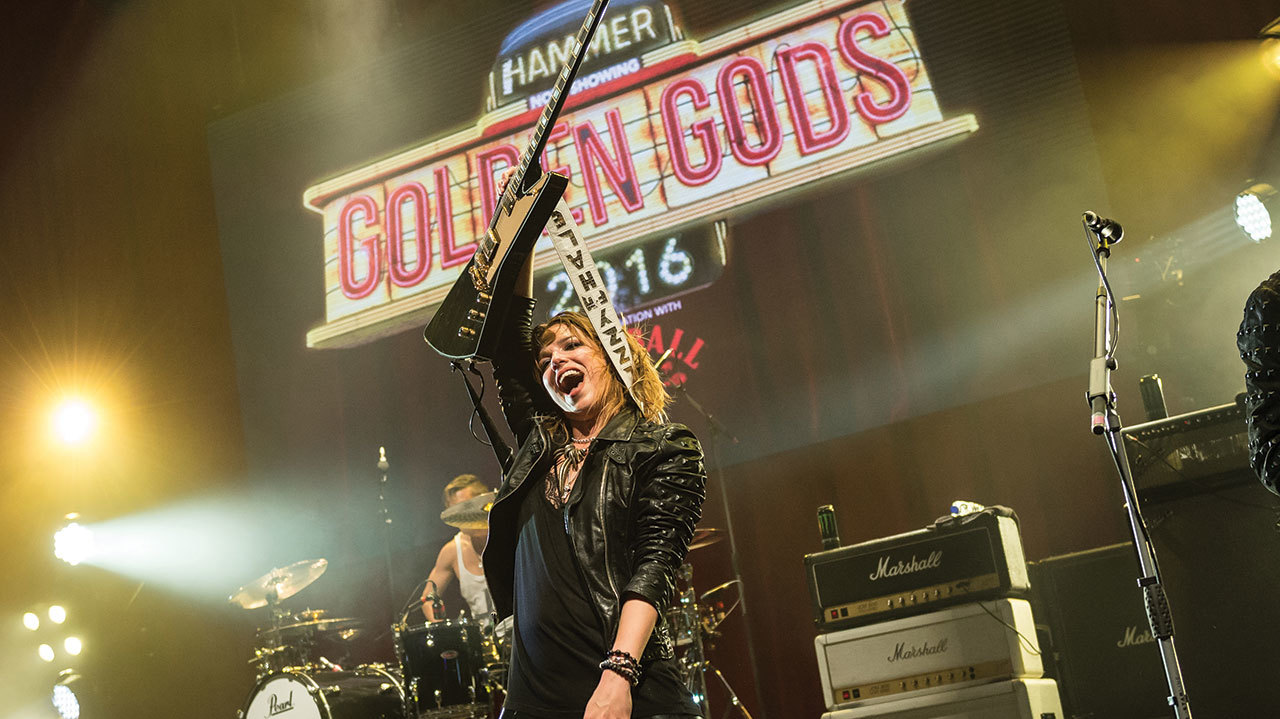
[484,177,707,719]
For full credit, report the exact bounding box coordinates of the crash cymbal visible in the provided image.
[228,558,329,609]
[687,528,724,551]
[440,491,496,530]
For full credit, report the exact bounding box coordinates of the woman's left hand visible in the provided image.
[584,669,632,719]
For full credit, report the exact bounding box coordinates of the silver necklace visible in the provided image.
[552,436,594,505]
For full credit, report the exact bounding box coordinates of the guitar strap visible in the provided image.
[546,199,644,415]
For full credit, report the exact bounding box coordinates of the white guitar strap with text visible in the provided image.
[546,199,644,414]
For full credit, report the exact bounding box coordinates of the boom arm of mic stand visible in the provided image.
[452,361,514,474]
[671,383,739,444]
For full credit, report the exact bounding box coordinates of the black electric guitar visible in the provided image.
[424,0,611,360]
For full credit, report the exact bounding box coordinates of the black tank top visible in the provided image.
[502,473,700,718]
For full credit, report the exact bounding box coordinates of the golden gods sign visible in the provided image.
[302,0,977,348]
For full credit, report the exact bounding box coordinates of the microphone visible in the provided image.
[1082,211,1123,242]
[423,579,445,618]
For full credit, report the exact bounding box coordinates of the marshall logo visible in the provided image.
[886,638,949,663]
[869,550,942,581]
[1116,624,1155,648]
[269,691,295,716]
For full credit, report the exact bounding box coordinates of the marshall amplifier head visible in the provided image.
[815,598,1044,711]
[805,508,1029,632]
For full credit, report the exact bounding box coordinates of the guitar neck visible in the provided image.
[496,0,610,216]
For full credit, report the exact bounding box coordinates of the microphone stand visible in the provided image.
[377,447,398,610]
[1083,215,1192,719]
[671,382,765,719]
[452,361,514,474]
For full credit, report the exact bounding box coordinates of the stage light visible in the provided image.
[51,684,81,719]
[23,612,40,630]
[54,522,95,566]
[38,644,55,662]
[64,637,83,656]
[48,605,67,624]
[1235,183,1276,242]
[50,398,98,445]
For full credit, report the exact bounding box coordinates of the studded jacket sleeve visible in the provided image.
[623,423,708,612]
[1238,270,1280,496]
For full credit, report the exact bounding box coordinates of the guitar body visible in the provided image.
[424,171,568,360]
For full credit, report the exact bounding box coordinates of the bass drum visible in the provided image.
[239,665,404,719]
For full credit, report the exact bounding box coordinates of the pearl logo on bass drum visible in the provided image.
[268,692,295,716]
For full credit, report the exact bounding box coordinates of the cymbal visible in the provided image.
[440,491,496,530]
[257,616,363,638]
[699,579,742,635]
[699,578,741,607]
[229,558,329,609]
[688,528,724,551]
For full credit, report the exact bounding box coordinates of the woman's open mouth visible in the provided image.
[557,368,584,395]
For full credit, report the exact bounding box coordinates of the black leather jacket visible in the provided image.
[1238,269,1280,496]
[482,298,707,660]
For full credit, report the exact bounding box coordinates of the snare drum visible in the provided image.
[395,620,494,718]
[239,665,403,719]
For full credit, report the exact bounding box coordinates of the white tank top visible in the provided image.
[454,532,494,623]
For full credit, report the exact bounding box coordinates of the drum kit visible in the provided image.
[230,557,504,719]
[232,495,748,719]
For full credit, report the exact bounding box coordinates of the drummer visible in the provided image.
[421,474,496,624]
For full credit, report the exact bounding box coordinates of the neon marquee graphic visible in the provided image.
[302,0,978,348]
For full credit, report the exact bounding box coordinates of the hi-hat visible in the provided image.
[229,558,329,609]
[441,491,496,530]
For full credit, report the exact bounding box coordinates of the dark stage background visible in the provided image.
[2,0,1279,717]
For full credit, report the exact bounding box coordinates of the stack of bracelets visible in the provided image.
[599,649,643,687]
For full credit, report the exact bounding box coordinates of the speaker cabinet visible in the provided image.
[1033,474,1280,718]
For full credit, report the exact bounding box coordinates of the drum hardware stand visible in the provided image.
[673,566,754,719]
[1082,211,1192,719]
[670,383,766,719]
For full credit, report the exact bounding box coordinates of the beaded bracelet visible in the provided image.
[599,649,643,687]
